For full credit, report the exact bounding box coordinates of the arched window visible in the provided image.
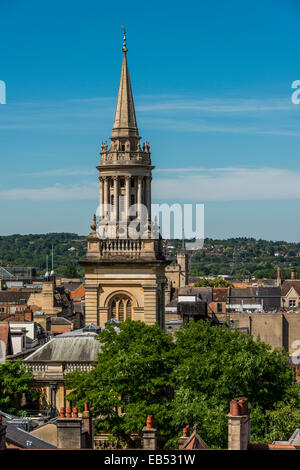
[109,294,133,322]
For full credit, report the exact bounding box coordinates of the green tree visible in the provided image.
[170,320,298,448]
[194,277,232,287]
[0,360,37,415]
[66,320,176,447]
[63,263,79,278]
[66,319,298,449]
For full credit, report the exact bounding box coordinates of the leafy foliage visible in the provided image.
[1,234,300,280]
[66,320,176,447]
[0,360,38,415]
[66,319,298,448]
[0,233,86,277]
[194,277,232,287]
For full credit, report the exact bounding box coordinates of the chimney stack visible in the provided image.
[57,407,83,449]
[178,425,190,449]
[227,397,250,450]
[142,415,157,450]
[291,268,296,280]
[82,402,93,449]
[277,266,281,286]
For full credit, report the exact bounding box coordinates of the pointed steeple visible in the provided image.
[112,28,139,138]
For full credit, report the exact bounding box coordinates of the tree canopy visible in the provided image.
[0,360,37,415]
[66,319,298,448]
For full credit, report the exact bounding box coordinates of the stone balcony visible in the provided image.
[100,150,151,166]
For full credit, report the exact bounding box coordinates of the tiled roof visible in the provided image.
[212,288,228,302]
[281,280,300,296]
[70,284,85,299]
[0,291,31,303]
[181,430,209,450]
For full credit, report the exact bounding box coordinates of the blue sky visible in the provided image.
[1,0,300,240]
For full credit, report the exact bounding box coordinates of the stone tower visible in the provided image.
[80,31,168,328]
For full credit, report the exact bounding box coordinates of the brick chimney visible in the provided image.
[291,268,296,280]
[57,407,83,449]
[0,414,6,450]
[82,402,93,449]
[142,415,157,450]
[277,266,281,286]
[178,425,190,449]
[227,397,250,450]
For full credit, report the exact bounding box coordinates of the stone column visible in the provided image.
[99,177,104,219]
[137,176,142,217]
[142,415,157,450]
[103,177,109,217]
[125,176,130,222]
[113,176,119,223]
[145,176,151,220]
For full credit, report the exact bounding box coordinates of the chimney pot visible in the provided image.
[84,402,89,412]
[146,415,154,429]
[60,407,65,418]
[228,397,250,450]
[66,407,72,418]
[182,425,190,437]
[73,407,78,418]
[143,415,157,450]
[230,399,240,416]
[291,268,295,280]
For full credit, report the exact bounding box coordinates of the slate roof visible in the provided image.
[228,286,281,309]
[50,316,72,325]
[179,287,213,303]
[0,412,56,449]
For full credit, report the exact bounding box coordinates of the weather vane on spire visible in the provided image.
[121,25,128,53]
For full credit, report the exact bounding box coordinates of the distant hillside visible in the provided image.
[0,234,300,280]
[0,233,86,277]
[166,237,300,279]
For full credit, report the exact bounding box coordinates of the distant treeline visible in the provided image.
[0,234,300,280]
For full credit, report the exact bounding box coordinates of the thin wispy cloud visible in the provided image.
[2,167,300,202]
[152,167,300,201]
[21,168,95,177]
[0,184,98,202]
[1,94,299,137]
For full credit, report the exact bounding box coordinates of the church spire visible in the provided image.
[112,27,139,138]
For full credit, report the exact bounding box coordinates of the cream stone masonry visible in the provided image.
[80,34,169,327]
